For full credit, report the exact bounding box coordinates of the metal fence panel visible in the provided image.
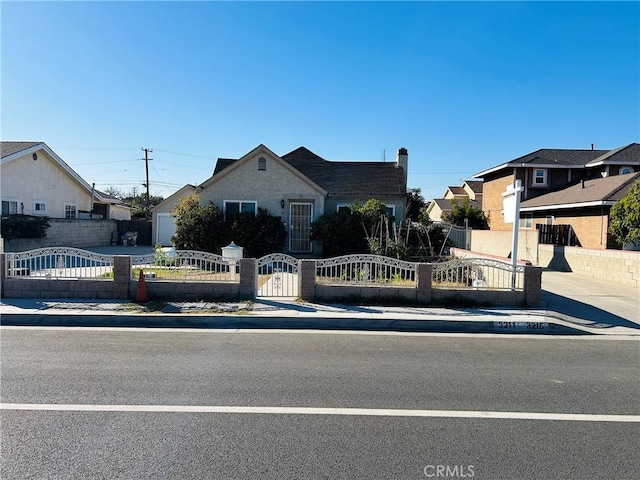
[4,248,115,280]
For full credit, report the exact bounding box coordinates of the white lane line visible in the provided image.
[1,404,638,423]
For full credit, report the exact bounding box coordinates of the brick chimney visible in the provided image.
[395,147,408,185]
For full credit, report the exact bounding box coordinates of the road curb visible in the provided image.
[0,313,588,335]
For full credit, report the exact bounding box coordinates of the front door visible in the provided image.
[289,202,313,253]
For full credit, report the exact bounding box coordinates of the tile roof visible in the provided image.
[521,172,640,209]
[1,141,42,158]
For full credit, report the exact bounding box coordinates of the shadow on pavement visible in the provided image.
[542,291,640,331]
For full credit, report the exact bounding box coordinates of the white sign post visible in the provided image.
[502,180,524,289]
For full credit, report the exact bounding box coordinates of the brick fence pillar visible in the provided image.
[524,266,543,306]
[299,259,316,302]
[416,263,432,304]
[113,255,131,300]
[239,258,256,300]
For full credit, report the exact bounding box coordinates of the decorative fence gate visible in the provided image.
[257,254,300,297]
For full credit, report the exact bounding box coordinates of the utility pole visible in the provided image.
[141,147,153,220]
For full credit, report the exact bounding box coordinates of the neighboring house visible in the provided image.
[426,180,483,222]
[154,144,408,254]
[473,143,639,249]
[151,184,199,246]
[1,141,132,220]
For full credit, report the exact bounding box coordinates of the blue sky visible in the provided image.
[2,1,639,203]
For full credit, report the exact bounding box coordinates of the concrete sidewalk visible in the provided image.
[1,284,638,336]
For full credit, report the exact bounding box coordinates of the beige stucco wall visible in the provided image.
[1,150,90,218]
[532,212,609,250]
[199,151,325,223]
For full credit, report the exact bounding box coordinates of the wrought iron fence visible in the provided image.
[432,257,524,290]
[316,254,416,286]
[257,253,300,297]
[130,250,236,282]
[4,248,115,279]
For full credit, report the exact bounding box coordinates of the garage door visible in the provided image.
[156,214,176,246]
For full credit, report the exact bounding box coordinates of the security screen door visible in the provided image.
[289,202,313,253]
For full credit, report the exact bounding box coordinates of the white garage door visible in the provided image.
[156,214,177,246]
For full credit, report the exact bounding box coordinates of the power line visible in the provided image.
[142,147,153,219]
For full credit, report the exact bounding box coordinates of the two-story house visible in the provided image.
[426,180,484,222]
[474,143,639,249]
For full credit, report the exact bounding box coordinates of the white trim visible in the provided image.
[1,198,20,215]
[289,201,313,253]
[532,168,548,187]
[32,200,47,215]
[64,203,78,219]
[521,200,612,212]
[223,200,257,221]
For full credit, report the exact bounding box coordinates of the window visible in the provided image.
[386,205,396,218]
[224,201,257,222]
[65,204,77,219]
[519,213,533,229]
[336,205,350,213]
[33,201,47,215]
[532,169,547,186]
[619,166,634,175]
[258,157,266,171]
[545,216,553,225]
[2,200,18,215]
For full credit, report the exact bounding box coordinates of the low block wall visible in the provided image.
[469,230,640,287]
[4,219,117,252]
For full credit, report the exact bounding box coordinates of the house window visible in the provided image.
[545,216,553,225]
[65,204,77,219]
[386,205,396,218]
[619,166,634,175]
[224,200,257,222]
[519,213,533,229]
[337,204,350,213]
[258,157,266,171]
[33,201,47,215]
[532,169,547,186]
[2,200,18,215]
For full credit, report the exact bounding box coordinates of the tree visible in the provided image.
[171,195,286,256]
[608,180,640,247]
[310,209,369,257]
[405,188,427,222]
[172,195,228,253]
[443,198,488,229]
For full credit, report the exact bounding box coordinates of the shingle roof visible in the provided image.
[586,143,640,165]
[1,141,42,158]
[447,186,466,195]
[432,198,453,210]
[510,148,608,166]
[211,146,407,197]
[463,180,483,194]
[521,172,640,209]
[281,147,406,197]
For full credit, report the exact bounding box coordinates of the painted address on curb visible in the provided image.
[494,321,549,333]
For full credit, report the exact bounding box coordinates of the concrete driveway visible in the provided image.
[541,271,639,333]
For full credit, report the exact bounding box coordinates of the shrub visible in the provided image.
[0,214,50,240]
[609,180,640,247]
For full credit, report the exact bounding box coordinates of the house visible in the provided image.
[426,180,483,222]
[474,143,639,249]
[151,184,199,246]
[1,141,132,220]
[153,144,408,254]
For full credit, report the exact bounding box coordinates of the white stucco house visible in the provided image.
[152,144,409,255]
[1,142,132,220]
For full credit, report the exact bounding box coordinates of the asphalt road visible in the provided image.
[1,328,639,479]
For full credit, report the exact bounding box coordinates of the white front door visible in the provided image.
[289,202,313,253]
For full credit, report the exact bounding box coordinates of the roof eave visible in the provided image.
[520,200,614,212]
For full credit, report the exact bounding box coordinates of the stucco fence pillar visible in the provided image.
[239,258,257,300]
[524,266,543,306]
[416,263,433,304]
[0,253,6,297]
[113,255,131,300]
[299,259,316,302]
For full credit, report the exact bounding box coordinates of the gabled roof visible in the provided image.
[475,147,610,178]
[520,172,640,212]
[463,180,483,194]
[585,143,640,167]
[152,184,199,212]
[445,186,466,196]
[209,145,406,198]
[1,141,115,204]
[201,144,327,195]
[428,198,453,211]
[281,146,406,197]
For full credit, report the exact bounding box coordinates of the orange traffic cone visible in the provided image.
[136,269,148,303]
